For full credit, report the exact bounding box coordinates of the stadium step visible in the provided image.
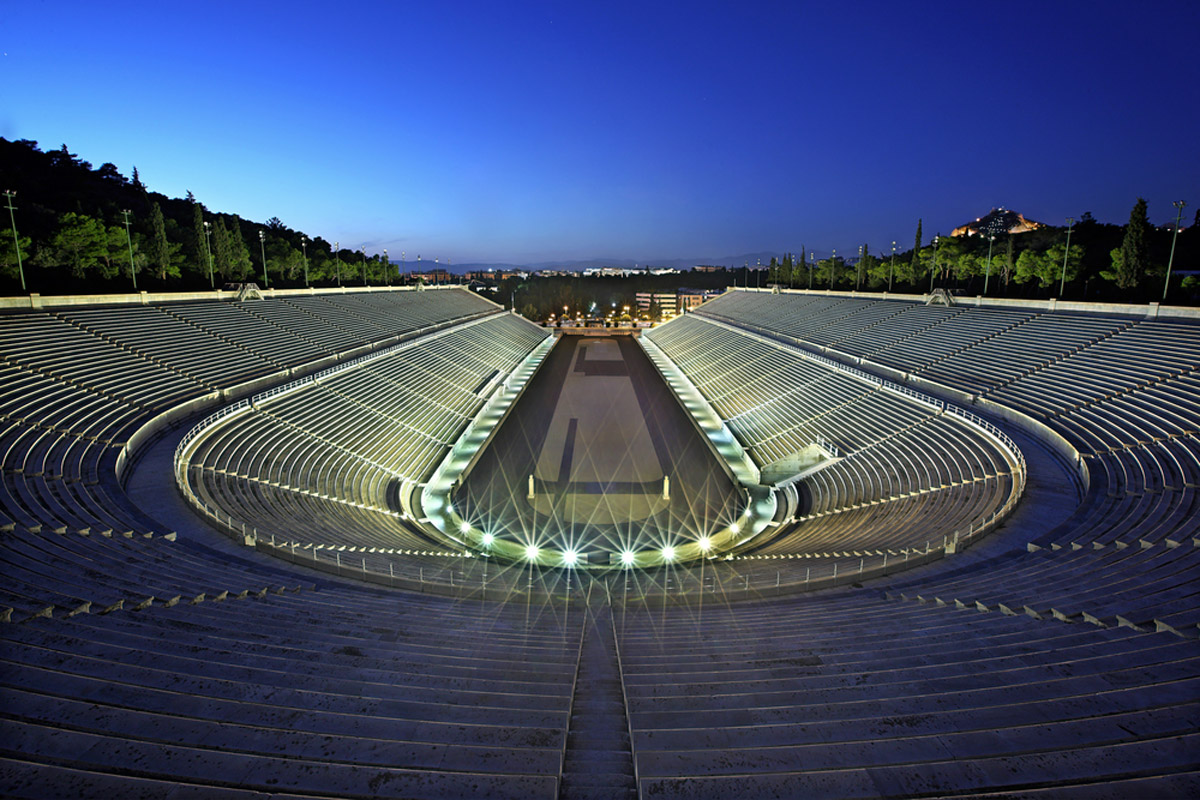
[559,605,637,799]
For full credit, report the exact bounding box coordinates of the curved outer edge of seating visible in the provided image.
[652,313,1029,563]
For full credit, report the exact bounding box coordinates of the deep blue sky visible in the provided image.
[3,1,1197,264]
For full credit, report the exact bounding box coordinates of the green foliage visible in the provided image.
[1014,243,1083,289]
[0,231,31,280]
[51,212,108,277]
[1104,198,1150,289]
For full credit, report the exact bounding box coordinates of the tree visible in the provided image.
[1103,197,1150,289]
[0,232,31,282]
[146,202,182,280]
[1015,243,1083,289]
[225,216,253,280]
[911,218,923,272]
[192,199,210,281]
[856,243,876,290]
[50,212,108,277]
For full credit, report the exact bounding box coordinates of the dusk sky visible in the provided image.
[3,0,1197,264]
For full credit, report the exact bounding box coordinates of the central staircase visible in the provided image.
[559,601,637,799]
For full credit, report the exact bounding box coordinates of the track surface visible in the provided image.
[456,335,740,563]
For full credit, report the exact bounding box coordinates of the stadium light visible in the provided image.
[524,544,539,561]
[459,521,470,534]
[620,550,635,567]
[1163,201,1187,301]
[203,221,214,288]
[259,230,270,288]
[1059,218,1073,297]
[121,209,137,290]
[301,235,309,287]
[2,190,25,292]
[661,545,676,562]
[697,536,712,552]
[481,532,494,547]
[729,522,740,535]
[562,549,579,567]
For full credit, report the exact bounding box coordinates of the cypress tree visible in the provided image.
[148,202,171,280]
[1109,197,1149,289]
[912,219,923,270]
[192,200,208,280]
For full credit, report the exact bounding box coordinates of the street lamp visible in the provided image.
[258,230,269,288]
[857,244,864,291]
[809,251,814,289]
[829,249,836,290]
[361,246,368,286]
[334,242,341,286]
[984,234,995,296]
[1163,201,1187,301]
[121,209,137,290]
[300,235,309,287]
[3,190,26,292]
[889,241,896,292]
[383,248,389,286]
[203,221,214,288]
[1059,217,1074,298]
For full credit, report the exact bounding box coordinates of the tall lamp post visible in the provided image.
[300,235,309,287]
[1163,201,1187,301]
[929,236,939,292]
[984,234,995,296]
[334,242,341,286]
[203,221,214,288]
[1059,217,1074,298]
[3,190,26,292]
[383,248,389,286]
[856,245,864,291]
[889,241,896,292]
[121,209,137,290]
[829,249,836,290]
[361,246,368,286]
[809,251,814,289]
[258,230,269,288]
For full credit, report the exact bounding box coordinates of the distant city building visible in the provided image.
[952,207,1043,238]
[692,265,724,273]
[635,291,677,317]
[677,287,723,312]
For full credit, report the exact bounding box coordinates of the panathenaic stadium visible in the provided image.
[1,285,1197,798]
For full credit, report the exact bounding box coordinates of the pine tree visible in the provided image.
[1106,198,1149,289]
[147,202,171,280]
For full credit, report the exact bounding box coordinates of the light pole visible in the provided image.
[829,249,836,290]
[361,246,368,286]
[889,241,896,292]
[258,230,269,288]
[383,248,389,286]
[857,245,864,291]
[929,236,938,292]
[300,235,309,287]
[334,242,341,286]
[3,190,26,292]
[809,251,814,289]
[121,209,137,290]
[203,221,214,288]
[1163,201,1187,301]
[984,234,995,296]
[1058,218,1074,298]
